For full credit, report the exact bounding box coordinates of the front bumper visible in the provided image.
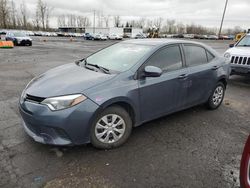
[17,40,32,45]
[230,65,250,75]
[19,99,99,145]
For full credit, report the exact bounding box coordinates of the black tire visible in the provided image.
[29,41,32,46]
[207,82,225,110]
[90,106,132,149]
[13,39,18,46]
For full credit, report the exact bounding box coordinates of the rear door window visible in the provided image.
[184,45,208,66]
[206,51,215,62]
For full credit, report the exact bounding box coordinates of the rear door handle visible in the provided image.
[178,74,188,79]
[211,66,219,70]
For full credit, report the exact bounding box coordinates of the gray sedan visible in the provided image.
[19,39,230,149]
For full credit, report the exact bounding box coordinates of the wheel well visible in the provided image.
[218,78,227,88]
[106,102,136,126]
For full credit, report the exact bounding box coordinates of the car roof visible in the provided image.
[122,39,206,46]
[122,39,220,57]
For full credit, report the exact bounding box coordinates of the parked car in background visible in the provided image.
[172,34,184,38]
[57,32,65,37]
[134,33,146,39]
[25,31,35,36]
[0,30,7,40]
[84,33,95,40]
[224,33,250,76]
[6,31,32,46]
[228,35,235,40]
[207,35,219,40]
[19,39,229,149]
[109,34,123,40]
[219,35,230,40]
[34,31,43,36]
[94,34,108,40]
[184,34,195,39]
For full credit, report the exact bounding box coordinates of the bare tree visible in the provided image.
[176,22,185,34]
[96,11,103,27]
[113,16,120,27]
[58,15,66,27]
[20,0,28,29]
[76,16,90,27]
[0,0,9,28]
[153,17,163,30]
[9,0,17,28]
[146,19,153,28]
[33,7,40,30]
[45,6,52,29]
[67,14,76,27]
[84,17,91,27]
[36,0,51,30]
[103,15,110,28]
[138,17,146,28]
[166,19,176,34]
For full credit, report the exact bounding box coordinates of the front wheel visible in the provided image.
[207,82,225,110]
[90,106,132,149]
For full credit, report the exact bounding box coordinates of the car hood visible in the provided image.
[25,63,116,98]
[226,47,250,56]
[15,36,32,40]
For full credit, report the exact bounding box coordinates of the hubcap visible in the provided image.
[212,86,224,106]
[95,114,126,144]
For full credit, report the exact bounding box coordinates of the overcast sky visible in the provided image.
[16,0,250,29]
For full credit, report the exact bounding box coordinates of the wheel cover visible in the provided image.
[95,114,126,144]
[212,86,224,106]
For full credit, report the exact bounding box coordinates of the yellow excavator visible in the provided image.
[235,29,250,42]
[148,26,159,38]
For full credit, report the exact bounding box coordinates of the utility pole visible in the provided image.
[218,0,228,38]
[93,10,96,34]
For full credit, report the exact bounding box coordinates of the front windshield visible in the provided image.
[13,32,26,37]
[237,35,250,46]
[85,43,153,72]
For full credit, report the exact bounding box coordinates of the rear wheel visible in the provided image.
[207,82,225,109]
[90,106,132,149]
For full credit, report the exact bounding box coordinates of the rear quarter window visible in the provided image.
[206,51,215,62]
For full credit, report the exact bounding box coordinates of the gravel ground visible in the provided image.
[0,37,250,188]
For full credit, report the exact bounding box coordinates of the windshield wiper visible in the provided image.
[85,61,111,74]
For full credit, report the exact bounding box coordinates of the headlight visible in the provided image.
[224,52,231,59]
[41,94,87,111]
[224,52,231,64]
[20,89,26,103]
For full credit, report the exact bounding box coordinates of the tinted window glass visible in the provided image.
[184,45,207,66]
[206,51,215,62]
[237,35,250,46]
[84,43,153,72]
[146,45,183,71]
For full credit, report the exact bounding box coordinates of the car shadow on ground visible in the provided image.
[33,104,212,154]
[229,75,250,87]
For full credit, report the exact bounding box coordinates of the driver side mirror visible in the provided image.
[229,43,235,48]
[144,66,163,77]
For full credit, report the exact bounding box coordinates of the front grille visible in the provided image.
[25,94,45,103]
[231,56,250,65]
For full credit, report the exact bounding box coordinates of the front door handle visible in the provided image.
[211,66,219,70]
[178,74,188,79]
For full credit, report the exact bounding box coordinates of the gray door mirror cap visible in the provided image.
[144,66,163,77]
